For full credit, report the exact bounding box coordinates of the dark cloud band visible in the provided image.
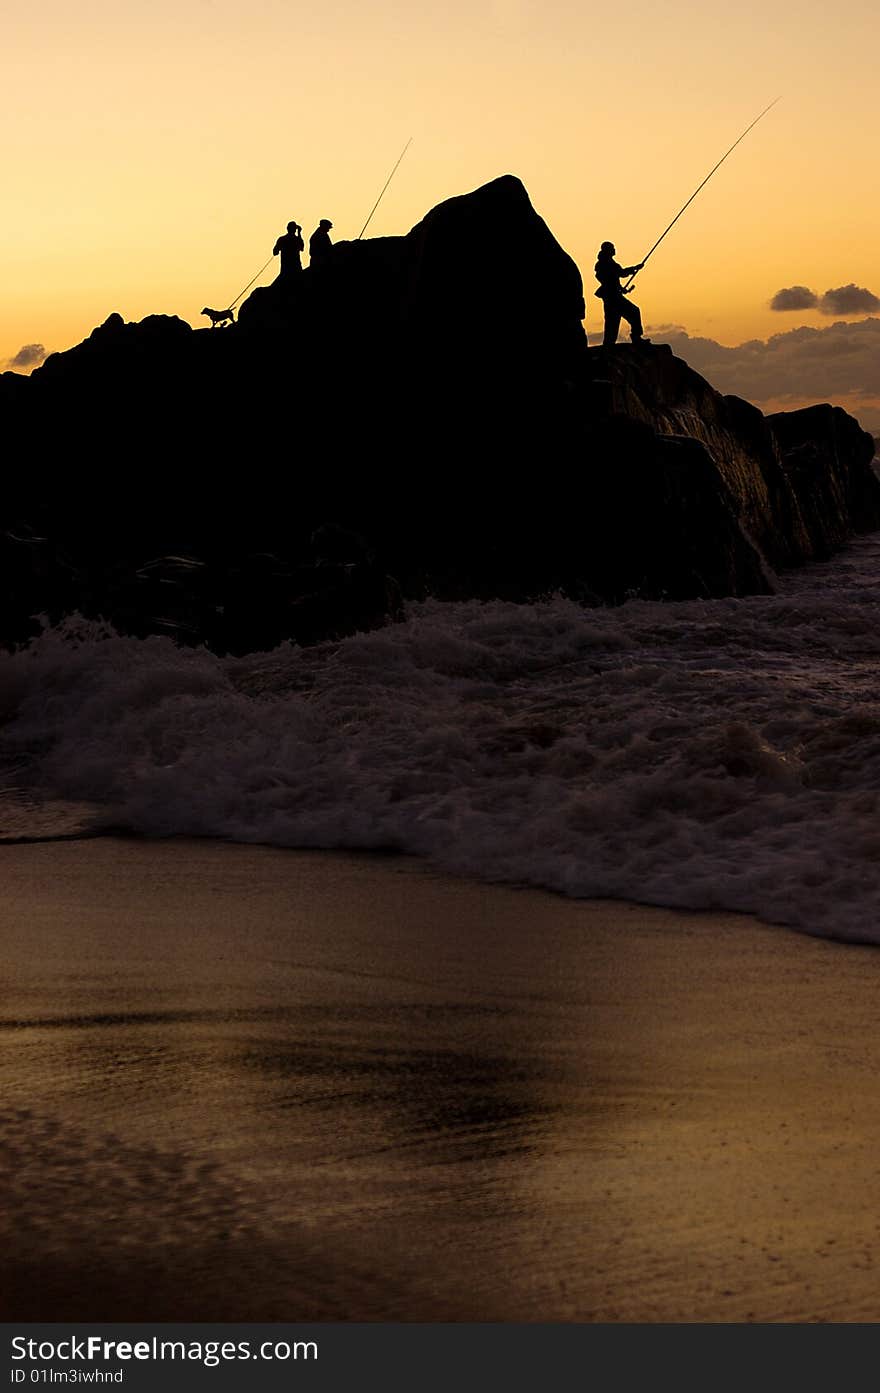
[652,318,880,432]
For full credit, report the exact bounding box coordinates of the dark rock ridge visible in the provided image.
[767,405,880,557]
[2,175,878,652]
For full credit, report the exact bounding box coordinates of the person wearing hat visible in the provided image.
[308,219,334,267]
[273,221,304,279]
[594,242,648,347]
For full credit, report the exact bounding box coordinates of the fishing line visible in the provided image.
[623,97,781,291]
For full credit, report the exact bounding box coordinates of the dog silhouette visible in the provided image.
[201,306,235,328]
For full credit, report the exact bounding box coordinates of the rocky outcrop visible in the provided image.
[1,175,878,651]
[239,174,587,377]
[585,345,880,570]
[768,404,880,555]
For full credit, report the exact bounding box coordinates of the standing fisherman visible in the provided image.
[273,221,304,278]
[309,219,334,267]
[590,101,781,349]
[594,243,648,347]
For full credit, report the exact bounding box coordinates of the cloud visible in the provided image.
[767,284,880,316]
[770,285,818,311]
[6,343,47,371]
[818,284,880,316]
[653,318,880,433]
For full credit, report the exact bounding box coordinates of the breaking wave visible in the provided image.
[3,535,880,942]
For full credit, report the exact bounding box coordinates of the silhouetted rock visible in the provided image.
[768,404,880,556]
[575,415,773,601]
[0,525,76,646]
[36,312,192,385]
[585,344,880,571]
[0,371,32,407]
[238,174,586,400]
[399,174,586,370]
[2,176,878,652]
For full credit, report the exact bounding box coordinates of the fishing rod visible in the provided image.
[622,97,780,292]
[227,253,276,311]
[225,216,302,311]
[222,137,413,310]
[357,137,413,240]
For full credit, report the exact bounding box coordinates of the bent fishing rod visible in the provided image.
[357,137,413,239]
[622,97,780,292]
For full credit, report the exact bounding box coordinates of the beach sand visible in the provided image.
[2,837,880,1322]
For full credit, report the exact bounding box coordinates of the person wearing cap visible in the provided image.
[273,221,304,278]
[594,242,648,347]
[309,219,334,267]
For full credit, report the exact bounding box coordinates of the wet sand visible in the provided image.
[3,838,880,1322]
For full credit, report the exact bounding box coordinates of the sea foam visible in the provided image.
[3,536,880,942]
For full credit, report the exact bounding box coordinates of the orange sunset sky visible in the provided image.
[5,0,879,427]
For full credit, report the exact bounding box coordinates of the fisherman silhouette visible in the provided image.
[309,219,333,267]
[594,242,649,347]
[273,221,304,278]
